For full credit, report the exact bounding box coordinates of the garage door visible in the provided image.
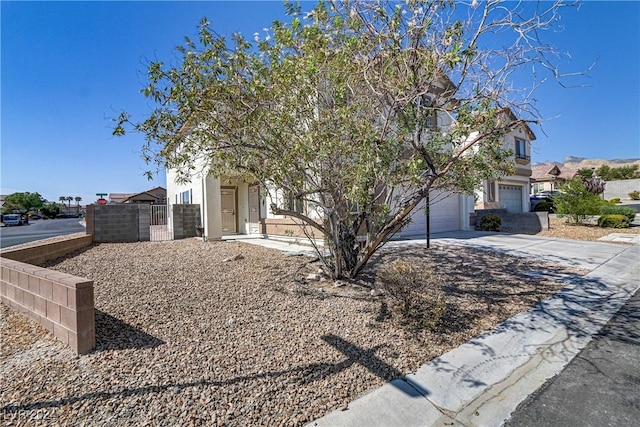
[499,184,523,213]
[399,190,460,237]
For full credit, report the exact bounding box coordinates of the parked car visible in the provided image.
[1,214,23,226]
[56,213,80,219]
[530,195,555,213]
[534,190,560,198]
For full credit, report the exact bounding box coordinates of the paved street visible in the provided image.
[505,287,640,427]
[0,218,85,248]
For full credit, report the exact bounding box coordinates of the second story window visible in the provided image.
[515,138,530,162]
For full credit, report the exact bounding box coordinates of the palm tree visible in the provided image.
[58,196,67,214]
[66,196,73,214]
[74,196,82,215]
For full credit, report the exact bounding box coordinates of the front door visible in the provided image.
[248,185,260,234]
[221,188,236,234]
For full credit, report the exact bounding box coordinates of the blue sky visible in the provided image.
[1,1,639,204]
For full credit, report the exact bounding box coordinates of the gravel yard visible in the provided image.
[536,217,640,242]
[1,238,587,426]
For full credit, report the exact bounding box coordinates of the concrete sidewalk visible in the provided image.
[277,232,639,427]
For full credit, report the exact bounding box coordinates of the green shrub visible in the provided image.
[629,190,640,200]
[598,214,630,228]
[608,198,621,204]
[376,260,446,330]
[599,204,636,222]
[533,201,554,212]
[554,178,603,224]
[479,214,501,231]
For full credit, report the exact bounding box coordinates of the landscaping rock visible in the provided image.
[370,288,384,297]
[222,254,244,262]
[0,239,586,426]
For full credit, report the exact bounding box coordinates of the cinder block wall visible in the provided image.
[0,235,93,265]
[87,205,151,243]
[603,179,640,200]
[0,258,95,354]
[173,204,202,239]
[138,204,151,241]
[472,209,549,233]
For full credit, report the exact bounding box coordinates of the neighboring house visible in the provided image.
[474,112,536,213]
[108,193,134,204]
[530,164,578,195]
[123,187,167,204]
[109,187,167,205]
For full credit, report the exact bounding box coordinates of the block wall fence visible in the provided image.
[471,210,549,233]
[1,235,95,354]
[172,204,201,239]
[603,179,640,200]
[86,204,201,242]
[1,204,202,355]
[86,204,150,243]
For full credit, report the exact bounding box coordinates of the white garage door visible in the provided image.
[399,191,460,237]
[499,184,523,213]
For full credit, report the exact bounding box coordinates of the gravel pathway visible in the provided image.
[1,238,585,426]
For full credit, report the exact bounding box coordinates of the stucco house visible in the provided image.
[530,164,578,194]
[109,187,167,205]
[167,168,478,241]
[165,126,531,240]
[165,75,487,241]
[123,186,167,204]
[166,82,533,239]
[167,125,535,239]
[474,111,536,213]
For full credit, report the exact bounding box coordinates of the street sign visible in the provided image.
[97,198,107,206]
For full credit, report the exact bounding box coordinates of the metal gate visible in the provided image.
[150,205,173,241]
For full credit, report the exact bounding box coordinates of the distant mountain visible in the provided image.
[532,157,640,173]
[564,156,587,164]
[562,157,640,170]
[609,158,640,164]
